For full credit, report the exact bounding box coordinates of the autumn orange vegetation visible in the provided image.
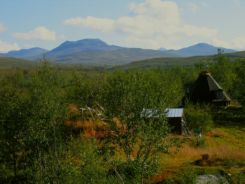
[65,104,121,138]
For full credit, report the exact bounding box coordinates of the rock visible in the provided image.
[196,174,229,184]
[231,165,239,168]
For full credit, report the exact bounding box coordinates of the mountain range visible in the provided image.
[41,39,123,59]
[0,47,48,58]
[49,48,179,65]
[26,39,180,65]
[0,39,239,66]
[158,43,237,56]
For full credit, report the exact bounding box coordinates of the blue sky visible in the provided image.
[1,0,245,53]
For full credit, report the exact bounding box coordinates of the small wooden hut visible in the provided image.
[166,108,185,135]
[183,67,231,106]
[142,108,186,135]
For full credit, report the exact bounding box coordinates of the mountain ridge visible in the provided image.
[34,38,123,59]
[158,43,237,56]
[49,48,180,65]
[0,47,49,59]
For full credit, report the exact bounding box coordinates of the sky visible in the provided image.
[1,0,245,53]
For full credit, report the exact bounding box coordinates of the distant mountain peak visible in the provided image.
[160,43,237,57]
[158,47,167,51]
[6,47,48,59]
[39,38,122,59]
[191,43,214,48]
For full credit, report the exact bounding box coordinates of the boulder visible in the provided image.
[196,174,229,184]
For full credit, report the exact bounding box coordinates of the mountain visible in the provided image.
[1,47,49,59]
[49,48,180,65]
[158,47,167,51]
[38,38,123,59]
[158,43,237,56]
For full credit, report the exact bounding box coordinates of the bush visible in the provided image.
[230,172,245,184]
[189,137,206,148]
[178,167,197,184]
[184,103,213,132]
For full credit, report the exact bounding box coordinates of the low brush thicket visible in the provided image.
[1,51,245,183]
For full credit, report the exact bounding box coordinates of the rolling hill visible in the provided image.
[29,39,123,60]
[115,50,245,70]
[0,57,38,69]
[49,48,180,65]
[0,47,48,59]
[158,43,237,56]
[1,50,245,70]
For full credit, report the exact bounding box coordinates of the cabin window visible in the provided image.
[186,88,189,93]
[217,92,222,99]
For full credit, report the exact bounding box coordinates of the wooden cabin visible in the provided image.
[183,66,231,107]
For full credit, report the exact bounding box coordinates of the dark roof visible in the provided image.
[185,71,231,104]
[194,71,222,91]
[212,91,231,102]
[207,75,222,91]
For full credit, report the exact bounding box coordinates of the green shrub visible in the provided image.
[178,167,198,184]
[189,137,206,148]
[184,103,213,132]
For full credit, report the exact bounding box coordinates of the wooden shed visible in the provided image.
[142,108,186,135]
[166,108,184,135]
[182,67,231,107]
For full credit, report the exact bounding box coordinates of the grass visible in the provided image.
[0,57,38,69]
[153,105,245,183]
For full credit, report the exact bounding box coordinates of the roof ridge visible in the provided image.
[208,75,222,90]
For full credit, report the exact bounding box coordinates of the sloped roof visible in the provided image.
[185,71,231,103]
[193,71,222,91]
[207,75,222,91]
[212,91,231,102]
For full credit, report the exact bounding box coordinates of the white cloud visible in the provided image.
[181,25,217,37]
[0,23,8,32]
[232,36,245,49]
[128,0,181,25]
[126,36,181,49]
[188,3,198,12]
[202,2,209,7]
[63,16,115,32]
[59,35,67,39]
[12,26,56,40]
[0,40,21,53]
[212,38,232,48]
[23,43,35,48]
[63,0,218,49]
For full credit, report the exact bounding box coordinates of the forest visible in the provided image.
[0,50,245,183]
